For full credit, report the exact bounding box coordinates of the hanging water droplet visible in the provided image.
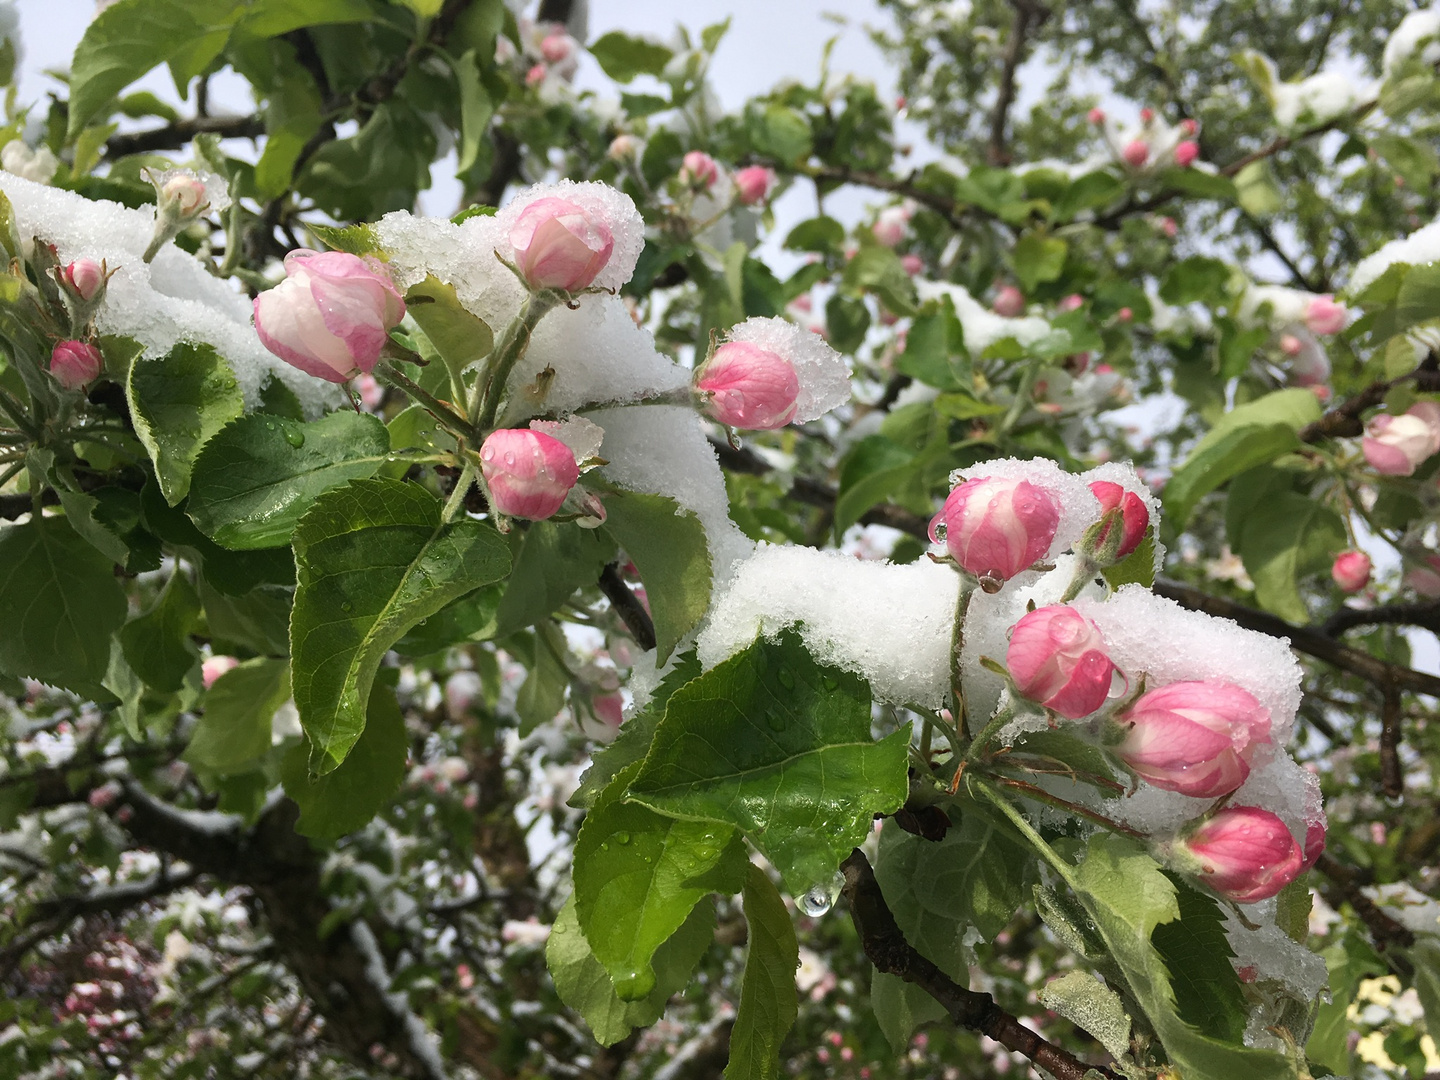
[797,870,845,917]
[284,427,305,448]
[614,967,656,1001]
[614,831,631,845]
[777,668,795,690]
[932,521,947,540]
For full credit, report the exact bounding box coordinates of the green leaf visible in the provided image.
[843,246,917,317]
[0,516,128,697]
[515,623,570,735]
[825,293,871,354]
[1053,170,1124,219]
[308,221,385,257]
[574,762,747,1000]
[493,521,616,638]
[724,863,799,1080]
[258,375,306,421]
[783,216,846,255]
[899,298,970,390]
[281,681,408,841]
[392,584,502,655]
[1162,389,1322,527]
[748,104,812,164]
[627,629,911,895]
[1151,874,1248,1043]
[1234,161,1284,217]
[1237,492,1345,623]
[103,641,147,740]
[834,434,918,538]
[601,490,711,664]
[127,342,245,505]
[199,579,292,657]
[1159,256,1232,306]
[187,411,392,549]
[1102,531,1156,590]
[119,569,201,693]
[547,892,716,1047]
[588,31,673,82]
[404,275,494,390]
[186,658,290,776]
[1012,234,1068,293]
[290,478,511,774]
[1038,971,1133,1063]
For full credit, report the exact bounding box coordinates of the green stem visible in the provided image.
[471,290,562,431]
[573,386,698,414]
[0,385,38,439]
[949,581,974,737]
[962,704,1016,766]
[374,361,476,441]
[441,462,475,524]
[999,362,1040,435]
[971,776,1079,886]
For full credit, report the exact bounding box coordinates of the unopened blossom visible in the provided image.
[992,285,1025,317]
[525,63,546,87]
[254,250,405,383]
[1279,334,1303,356]
[1140,107,1155,123]
[695,341,799,429]
[1087,107,1106,124]
[1088,480,1149,559]
[1362,402,1440,476]
[61,259,106,302]
[607,133,640,160]
[1058,293,1085,312]
[1301,819,1327,870]
[1305,295,1347,336]
[930,475,1061,581]
[160,173,207,215]
[50,339,102,390]
[1113,681,1271,797]
[479,428,580,520]
[510,195,615,292]
[1177,806,1305,903]
[540,31,573,63]
[1174,140,1200,167]
[1180,118,1199,136]
[1406,554,1440,597]
[679,150,719,189]
[734,165,776,205]
[1122,139,1150,168]
[1007,605,1116,719]
[1332,551,1372,593]
[201,655,240,690]
[872,205,909,247]
[900,253,924,276]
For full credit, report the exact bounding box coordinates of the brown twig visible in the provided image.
[1381,685,1404,798]
[105,114,265,158]
[598,561,657,652]
[987,1,1050,166]
[840,849,1118,1080]
[1323,600,1440,638]
[1314,853,1415,974]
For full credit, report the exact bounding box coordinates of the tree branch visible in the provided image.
[987,1,1049,167]
[105,114,265,159]
[1314,853,1415,974]
[840,849,1117,1080]
[598,561,657,652]
[1323,600,1440,638]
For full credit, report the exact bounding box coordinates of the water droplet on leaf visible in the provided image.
[284,427,305,448]
[340,601,353,612]
[777,668,795,689]
[614,831,631,845]
[798,870,845,917]
[614,967,656,1001]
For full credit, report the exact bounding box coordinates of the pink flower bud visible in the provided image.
[88,781,121,810]
[525,63,547,87]
[540,32,573,63]
[509,195,615,292]
[62,259,105,302]
[1007,605,1116,719]
[479,429,580,520]
[593,692,624,729]
[1301,819,1326,870]
[1279,333,1303,357]
[1304,295,1346,336]
[607,133,639,160]
[871,207,909,247]
[900,253,924,276]
[1362,402,1440,476]
[1407,554,1440,598]
[50,340,103,389]
[1057,293,1084,312]
[1122,139,1150,168]
[1159,216,1177,238]
[1117,306,1133,323]
[1178,806,1304,904]
[1088,480,1148,558]
[930,476,1061,581]
[1331,551,1371,593]
[992,285,1026,317]
[1181,118,1199,135]
[1087,107,1106,124]
[1140,107,1155,124]
[1114,681,1271,797]
[1173,140,1200,167]
[734,165,776,206]
[680,150,719,189]
[254,250,405,383]
[695,341,799,430]
[161,173,208,215]
[201,655,240,690]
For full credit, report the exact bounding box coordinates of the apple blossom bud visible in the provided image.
[1332,551,1371,593]
[1362,402,1440,476]
[607,133,640,161]
[734,165,776,206]
[1058,293,1084,312]
[1304,295,1346,336]
[1176,806,1305,904]
[1159,216,1177,238]
[680,150,719,189]
[1174,140,1200,167]
[992,285,1026,317]
[479,429,580,520]
[355,373,384,411]
[1122,139,1150,168]
[1087,107,1105,124]
[201,655,240,690]
[88,781,122,810]
[540,32,573,63]
[872,206,909,247]
[1088,480,1148,559]
[510,195,615,292]
[1140,107,1155,124]
[1007,605,1116,719]
[900,253,924,276]
[929,475,1061,581]
[161,173,208,216]
[1279,334,1303,357]
[695,341,799,430]
[1117,306,1133,322]
[1112,681,1271,797]
[1180,118,1199,135]
[592,692,624,729]
[50,340,103,390]
[62,259,105,302]
[525,63,546,87]
[254,250,405,383]
[1301,819,1326,870]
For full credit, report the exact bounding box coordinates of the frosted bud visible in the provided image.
[479,428,580,520]
[1304,295,1346,336]
[1113,681,1271,798]
[992,285,1026,317]
[1057,293,1084,312]
[679,150,719,189]
[161,173,208,215]
[1331,550,1371,593]
[695,341,799,430]
[929,475,1061,581]
[62,259,106,302]
[1173,140,1200,167]
[872,205,909,247]
[734,165,776,206]
[254,250,405,384]
[201,655,240,690]
[607,133,640,160]
[1121,139,1150,168]
[1301,819,1326,870]
[50,339,102,390]
[1087,107,1105,124]
[900,253,924,276]
[1175,806,1304,904]
[1087,480,1148,560]
[510,195,615,292]
[1006,605,1115,719]
[1362,402,1440,476]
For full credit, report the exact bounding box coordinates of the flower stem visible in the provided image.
[970,776,1079,886]
[441,462,475,524]
[471,290,563,431]
[373,361,476,441]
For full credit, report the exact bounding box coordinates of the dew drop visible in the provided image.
[932,521,947,540]
[777,668,795,690]
[284,427,305,449]
[614,967,656,1001]
[767,714,786,733]
[822,676,838,691]
[798,870,845,917]
[340,601,353,612]
[614,831,631,845]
